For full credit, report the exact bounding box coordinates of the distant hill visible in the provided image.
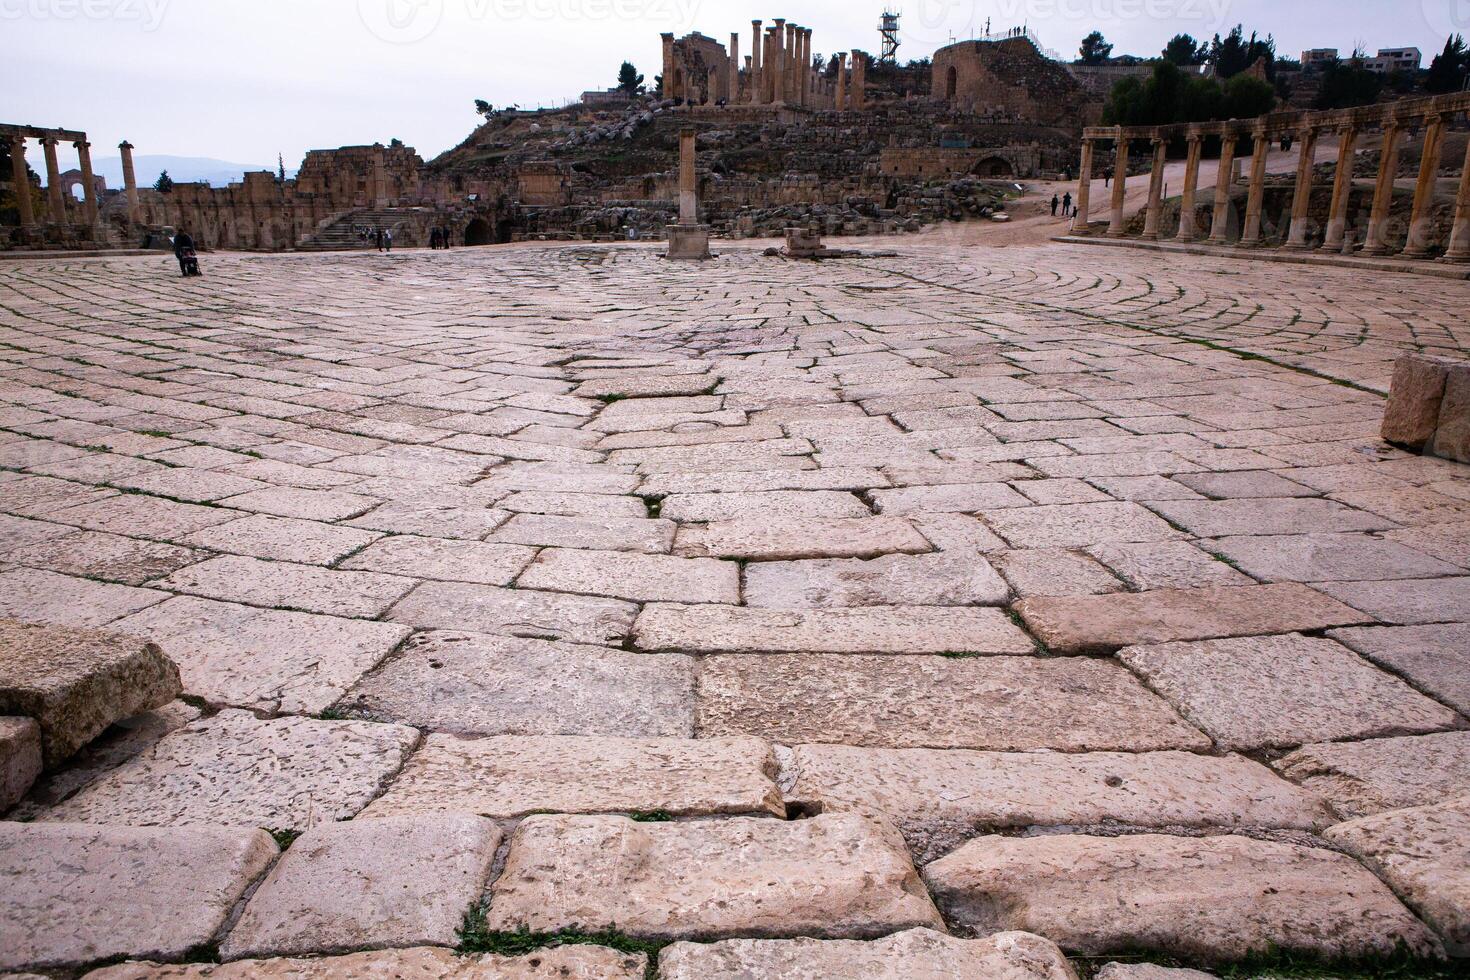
[89,154,298,189]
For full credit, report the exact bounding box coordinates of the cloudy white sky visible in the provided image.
[5,0,1466,172]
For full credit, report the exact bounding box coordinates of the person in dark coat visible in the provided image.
[430,228,442,250]
[1062,191,1073,217]
[173,230,200,276]
[1050,194,1060,217]
[375,227,384,251]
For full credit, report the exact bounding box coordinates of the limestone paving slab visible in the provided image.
[1017,583,1370,654]
[0,568,166,629]
[1085,540,1253,591]
[0,618,181,766]
[659,490,870,522]
[1,715,42,810]
[0,822,277,971]
[743,552,1010,608]
[983,502,1182,548]
[869,482,1032,516]
[1094,967,1217,980]
[788,744,1332,862]
[922,832,1439,962]
[489,513,675,553]
[220,815,502,961]
[152,555,417,619]
[657,929,1077,980]
[1316,577,1470,625]
[340,630,694,737]
[673,516,931,561]
[1330,623,1470,715]
[1273,732,1470,820]
[1208,532,1462,583]
[515,547,739,604]
[338,535,535,585]
[1148,497,1398,537]
[111,596,410,714]
[82,946,647,979]
[1119,634,1464,752]
[0,530,205,586]
[485,813,943,941]
[389,580,637,646]
[39,709,419,829]
[635,603,1034,655]
[1326,796,1470,956]
[698,653,1208,752]
[362,733,782,820]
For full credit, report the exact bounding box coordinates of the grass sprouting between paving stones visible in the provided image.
[458,904,666,977]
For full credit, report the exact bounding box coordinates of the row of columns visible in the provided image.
[6,132,131,240]
[1072,110,1470,263]
[661,22,867,111]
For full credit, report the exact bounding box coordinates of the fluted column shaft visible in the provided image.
[8,136,36,232]
[74,140,99,230]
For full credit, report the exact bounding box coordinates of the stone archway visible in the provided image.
[973,156,1015,178]
[464,218,493,246]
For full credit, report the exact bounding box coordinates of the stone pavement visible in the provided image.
[1,241,1468,975]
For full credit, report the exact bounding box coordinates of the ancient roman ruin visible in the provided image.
[3,7,1470,980]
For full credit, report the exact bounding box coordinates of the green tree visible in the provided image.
[617,61,645,95]
[277,153,286,182]
[1210,25,1276,79]
[474,99,494,119]
[154,170,174,193]
[1103,61,1274,127]
[1313,55,1383,109]
[1222,73,1277,118]
[1078,31,1113,65]
[1162,33,1207,66]
[1426,34,1469,93]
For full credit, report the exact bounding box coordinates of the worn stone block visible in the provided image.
[0,619,181,766]
[1330,624,1470,715]
[1431,362,1470,464]
[0,716,42,811]
[1326,797,1470,956]
[1274,732,1470,820]
[515,548,739,604]
[363,733,782,819]
[0,822,276,971]
[82,947,647,979]
[1381,354,1454,450]
[674,516,932,561]
[221,816,502,960]
[743,552,1010,608]
[39,710,419,829]
[923,833,1439,961]
[486,813,943,940]
[658,929,1076,979]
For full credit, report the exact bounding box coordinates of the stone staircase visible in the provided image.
[296,208,415,251]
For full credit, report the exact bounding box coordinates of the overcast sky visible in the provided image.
[5,0,1465,172]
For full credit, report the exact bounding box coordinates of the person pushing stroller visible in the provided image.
[173,230,202,277]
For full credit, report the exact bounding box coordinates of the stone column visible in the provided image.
[728,33,740,105]
[1445,135,1470,262]
[851,51,868,111]
[1283,125,1320,249]
[1404,113,1447,258]
[772,19,787,105]
[750,21,763,104]
[1324,126,1359,251]
[1107,131,1129,237]
[802,29,814,106]
[74,139,99,231]
[834,53,848,111]
[1072,138,1094,234]
[679,128,697,224]
[1240,126,1272,247]
[1206,130,1238,245]
[1361,119,1405,256]
[784,23,796,104]
[8,135,36,235]
[41,136,65,221]
[119,140,140,222]
[1176,133,1203,242]
[661,33,676,99]
[764,29,779,104]
[1142,137,1168,241]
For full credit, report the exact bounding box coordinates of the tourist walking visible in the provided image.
[374,227,384,251]
[441,226,452,249]
[384,229,393,252]
[430,228,442,250]
[1050,194,1059,217]
[172,230,201,277]
[1062,191,1072,218]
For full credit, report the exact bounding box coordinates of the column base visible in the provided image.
[1439,252,1470,264]
[1359,246,1394,257]
[665,224,712,261]
[1140,233,1159,242]
[1401,248,1433,259]
[1279,241,1313,251]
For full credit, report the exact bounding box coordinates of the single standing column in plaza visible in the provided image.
[1206,131,1238,245]
[834,53,848,111]
[41,136,65,222]
[8,135,37,237]
[74,139,99,233]
[1240,126,1272,247]
[661,33,676,100]
[1072,138,1094,234]
[1403,113,1447,258]
[119,140,140,222]
[750,21,763,104]
[851,51,868,111]
[1141,137,1168,241]
[1324,126,1359,251]
[666,128,711,260]
[1445,136,1470,262]
[1283,126,1320,249]
[1176,133,1203,242]
[1107,132,1129,237]
[1361,120,1405,256]
[728,33,740,105]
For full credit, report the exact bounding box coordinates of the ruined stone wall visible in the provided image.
[932,37,1091,128]
[879,146,1043,179]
